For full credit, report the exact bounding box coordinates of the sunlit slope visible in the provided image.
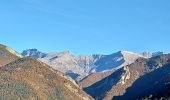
[0,57,93,100]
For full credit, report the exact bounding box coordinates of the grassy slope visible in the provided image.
[0,44,20,66]
[0,57,93,100]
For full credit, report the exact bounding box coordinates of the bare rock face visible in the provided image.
[83,54,170,100]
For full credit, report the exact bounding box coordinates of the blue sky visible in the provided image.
[0,0,170,55]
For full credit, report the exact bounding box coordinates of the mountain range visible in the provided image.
[22,49,163,80]
[22,48,170,100]
[1,44,170,100]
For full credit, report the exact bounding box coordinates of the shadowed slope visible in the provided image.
[79,71,113,88]
[113,63,170,100]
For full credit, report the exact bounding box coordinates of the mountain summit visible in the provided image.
[22,49,47,58]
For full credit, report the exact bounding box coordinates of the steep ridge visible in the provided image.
[79,51,162,89]
[0,44,22,66]
[113,55,170,100]
[0,56,93,100]
[84,54,170,100]
[84,65,133,100]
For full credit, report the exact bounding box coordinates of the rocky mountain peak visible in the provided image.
[22,49,47,58]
